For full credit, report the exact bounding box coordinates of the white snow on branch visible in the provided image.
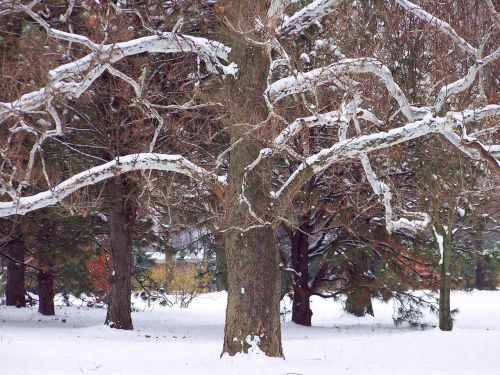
[267,58,427,121]
[395,0,477,56]
[434,48,500,113]
[274,103,499,203]
[0,153,225,217]
[0,31,233,121]
[433,226,445,265]
[279,0,342,35]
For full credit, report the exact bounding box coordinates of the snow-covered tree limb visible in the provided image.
[273,105,499,205]
[278,0,343,35]
[0,153,225,217]
[0,30,234,121]
[434,48,500,113]
[267,58,428,121]
[394,0,477,56]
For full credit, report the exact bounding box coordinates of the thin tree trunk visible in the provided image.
[439,229,453,331]
[475,257,486,290]
[5,230,27,307]
[291,224,313,326]
[220,0,283,357]
[37,269,55,315]
[105,176,135,330]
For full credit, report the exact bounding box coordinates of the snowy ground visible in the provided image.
[0,291,499,375]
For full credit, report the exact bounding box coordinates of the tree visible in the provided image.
[0,0,498,357]
[1,218,28,307]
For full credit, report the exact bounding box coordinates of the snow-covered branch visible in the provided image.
[278,0,342,35]
[434,48,500,113]
[0,30,234,120]
[267,58,427,121]
[273,105,499,203]
[0,153,225,217]
[394,0,477,56]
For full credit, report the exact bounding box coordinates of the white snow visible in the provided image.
[1,291,499,374]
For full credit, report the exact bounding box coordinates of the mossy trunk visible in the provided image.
[37,269,55,315]
[291,224,313,326]
[5,233,27,308]
[220,0,283,357]
[105,176,136,330]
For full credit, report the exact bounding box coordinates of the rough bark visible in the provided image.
[215,233,228,291]
[37,269,55,315]
[5,232,27,307]
[105,176,136,330]
[220,0,283,357]
[291,223,313,326]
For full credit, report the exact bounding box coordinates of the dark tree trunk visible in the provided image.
[5,234,27,307]
[105,176,136,330]
[291,224,313,326]
[438,228,453,331]
[345,283,374,317]
[475,257,486,290]
[220,0,283,357]
[37,269,55,315]
[215,233,228,291]
[345,251,374,317]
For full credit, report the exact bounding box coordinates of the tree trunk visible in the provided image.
[224,226,282,356]
[345,250,374,317]
[220,0,283,357]
[345,283,374,317]
[215,233,228,291]
[105,176,136,330]
[291,224,313,326]
[5,233,27,307]
[475,257,486,290]
[439,229,453,331]
[37,269,55,315]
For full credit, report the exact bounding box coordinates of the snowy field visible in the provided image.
[0,291,499,375]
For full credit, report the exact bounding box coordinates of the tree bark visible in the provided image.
[37,269,55,315]
[105,176,136,330]
[220,0,283,357]
[291,224,313,326]
[5,233,27,308]
[345,282,374,317]
[215,233,228,291]
[345,251,374,317]
[439,228,453,331]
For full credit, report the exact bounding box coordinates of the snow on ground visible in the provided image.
[0,291,499,375]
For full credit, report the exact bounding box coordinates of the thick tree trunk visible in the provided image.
[5,234,27,307]
[439,230,453,331]
[224,226,282,356]
[215,233,228,291]
[291,224,313,326]
[37,269,55,315]
[220,0,283,357]
[105,176,135,330]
